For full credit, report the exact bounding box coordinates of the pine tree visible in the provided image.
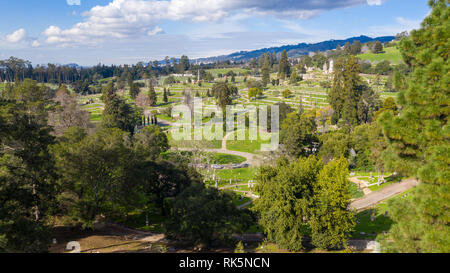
[378,0,449,253]
[329,56,380,126]
[262,57,271,87]
[148,80,157,106]
[129,82,139,99]
[278,50,290,80]
[163,88,168,103]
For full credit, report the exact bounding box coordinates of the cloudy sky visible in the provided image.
[0,0,429,65]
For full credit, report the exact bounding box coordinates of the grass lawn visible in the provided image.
[212,153,246,164]
[357,46,403,64]
[215,167,258,182]
[156,114,174,122]
[351,187,416,240]
[115,209,166,233]
[350,182,364,199]
[232,192,252,207]
[226,130,272,154]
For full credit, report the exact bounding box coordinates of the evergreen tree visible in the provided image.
[261,58,271,87]
[278,50,290,80]
[129,82,140,99]
[0,99,58,252]
[163,88,168,103]
[280,111,318,159]
[329,56,380,126]
[378,0,449,253]
[102,91,142,134]
[148,80,157,106]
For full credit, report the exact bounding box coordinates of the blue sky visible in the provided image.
[0,0,430,65]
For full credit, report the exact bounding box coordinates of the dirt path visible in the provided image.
[350,178,418,211]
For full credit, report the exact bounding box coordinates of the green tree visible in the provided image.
[165,183,252,246]
[0,100,57,252]
[51,128,140,227]
[148,80,157,106]
[281,89,292,98]
[329,56,380,126]
[372,41,383,54]
[248,88,262,99]
[278,50,291,80]
[317,130,351,164]
[102,91,142,134]
[310,157,355,249]
[280,111,318,159]
[129,82,140,99]
[212,83,233,110]
[261,57,271,87]
[163,88,168,103]
[252,157,323,251]
[133,125,169,160]
[378,0,450,253]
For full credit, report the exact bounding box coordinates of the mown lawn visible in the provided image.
[357,46,403,64]
[215,167,258,182]
[226,130,272,154]
[351,187,416,240]
[212,153,246,164]
[350,182,364,199]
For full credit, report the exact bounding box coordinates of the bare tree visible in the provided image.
[48,86,91,136]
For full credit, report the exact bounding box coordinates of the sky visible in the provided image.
[0,0,430,66]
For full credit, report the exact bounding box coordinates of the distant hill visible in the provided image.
[194,35,395,63]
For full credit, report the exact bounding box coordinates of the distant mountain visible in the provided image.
[193,35,395,63]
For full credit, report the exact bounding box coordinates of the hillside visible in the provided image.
[194,35,395,63]
[357,45,403,64]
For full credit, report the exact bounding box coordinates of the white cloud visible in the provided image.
[31,40,41,47]
[368,17,422,36]
[366,0,385,6]
[5,28,27,43]
[43,0,372,46]
[67,0,81,5]
[147,26,163,36]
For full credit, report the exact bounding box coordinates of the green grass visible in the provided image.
[357,46,403,64]
[367,175,403,191]
[232,192,252,207]
[212,153,246,164]
[215,167,258,182]
[115,209,166,233]
[226,130,272,154]
[352,187,416,240]
[350,182,364,199]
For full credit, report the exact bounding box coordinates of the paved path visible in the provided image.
[350,178,419,211]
